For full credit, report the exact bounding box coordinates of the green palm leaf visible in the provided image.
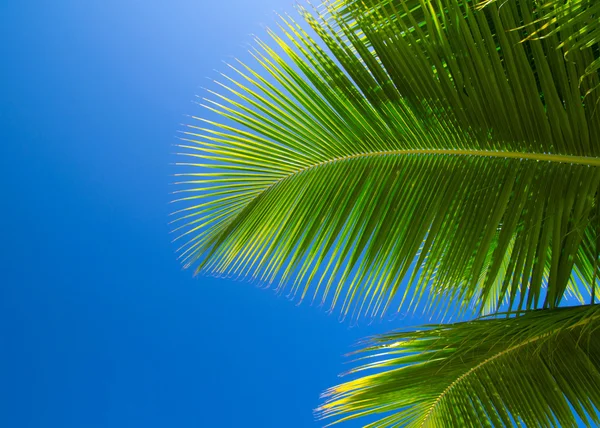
[479,0,600,96]
[318,304,600,427]
[173,0,600,319]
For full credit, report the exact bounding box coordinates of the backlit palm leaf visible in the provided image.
[319,304,600,427]
[173,0,600,320]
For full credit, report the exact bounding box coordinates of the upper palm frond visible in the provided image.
[478,0,600,96]
[173,0,600,320]
[318,304,600,427]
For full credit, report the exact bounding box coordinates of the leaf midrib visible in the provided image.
[270,149,600,189]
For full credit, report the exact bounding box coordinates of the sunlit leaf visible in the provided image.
[173,0,600,319]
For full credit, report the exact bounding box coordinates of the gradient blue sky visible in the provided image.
[0,1,417,427]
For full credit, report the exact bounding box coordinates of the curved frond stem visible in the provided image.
[260,149,600,193]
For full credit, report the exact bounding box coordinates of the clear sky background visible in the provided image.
[0,1,422,427]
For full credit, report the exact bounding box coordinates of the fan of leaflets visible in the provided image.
[172,0,600,320]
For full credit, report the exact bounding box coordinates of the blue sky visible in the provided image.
[0,1,412,426]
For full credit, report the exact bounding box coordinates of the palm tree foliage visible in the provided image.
[479,0,600,95]
[319,304,600,427]
[174,0,600,317]
[173,0,600,425]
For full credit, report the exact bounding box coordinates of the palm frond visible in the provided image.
[318,304,600,427]
[173,0,600,319]
[478,0,600,96]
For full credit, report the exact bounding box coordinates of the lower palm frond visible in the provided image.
[318,304,600,427]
